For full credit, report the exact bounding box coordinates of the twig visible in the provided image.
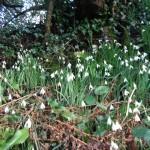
[0,93,35,109]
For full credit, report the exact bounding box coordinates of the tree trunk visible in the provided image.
[44,0,55,42]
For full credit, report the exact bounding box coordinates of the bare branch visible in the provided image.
[3,4,46,27]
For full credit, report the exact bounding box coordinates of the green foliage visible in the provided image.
[0,128,29,150]
[94,85,109,96]
[132,126,150,144]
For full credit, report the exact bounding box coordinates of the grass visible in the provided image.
[0,39,150,149]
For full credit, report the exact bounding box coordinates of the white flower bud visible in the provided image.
[40,88,45,95]
[40,103,45,110]
[4,106,9,113]
[24,118,32,128]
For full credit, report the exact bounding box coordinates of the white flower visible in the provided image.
[133,107,140,114]
[105,80,108,85]
[129,107,133,113]
[96,64,100,68]
[124,89,129,96]
[57,82,61,87]
[134,114,140,122]
[110,141,119,150]
[139,70,143,75]
[67,63,72,69]
[135,101,142,108]
[134,56,140,61]
[4,106,9,113]
[21,100,27,108]
[147,116,150,121]
[50,73,55,78]
[8,94,12,101]
[40,88,45,95]
[67,73,75,82]
[124,78,128,83]
[107,116,112,125]
[4,78,7,83]
[89,83,94,90]
[81,101,86,107]
[110,105,114,110]
[84,72,89,78]
[85,56,94,61]
[112,121,122,131]
[40,103,45,110]
[12,110,15,114]
[24,118,32,128]
[142,64,147,72]
[133,45,140,50]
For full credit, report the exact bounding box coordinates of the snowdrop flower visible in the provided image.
[104,80,108,85]
[40,87,46,95]
[85,56,94,61]
[130,58,133,62]
[124,89,129,96]
[107,64,113,70]
[21,100,27,108]
[107,116,112,125]
[135,101,142,108]
[134,114,140,122]
[8,94,12,101]
[50,72,55,78]
[139,70,143,75]
[84,71,89,78]
[110,141,119,150]
[129,107,133,113]
[67,63,72,69]
[144,59,149,64]
[2,61,6,68]
[89,83,94,90]
[12,110,16,114]
[81,101,86,107]
[96,64,100,68]
[105,72,110,77]
[104,60,107,65]
[112,121,122,131]
[67,73,75,82]
[147,116,150,121]
[110,105,114,110]
[120,61,124,65]
[57,82,61,87]
[133,107,140,114]
[92,45,97,53]
[24,118,32,128]
[142,64,147,72]
[4,78,7,83]
[124,78,128,83]
[134,56,140,61]
[4,106,9,113]
[129,65,133,69]
[60,69,63,74]
[40,103,45,110]
[133,45,140,50]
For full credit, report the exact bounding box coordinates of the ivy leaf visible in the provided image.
[0,128,29,150]
[132,126,150,143]
[94,86,109,96]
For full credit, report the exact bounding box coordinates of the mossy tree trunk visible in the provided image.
[44,0,55,42]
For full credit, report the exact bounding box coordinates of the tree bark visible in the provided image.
[44,0,55,42]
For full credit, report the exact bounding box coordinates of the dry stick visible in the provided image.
[122,85,137,124]
[0,93,35,109]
